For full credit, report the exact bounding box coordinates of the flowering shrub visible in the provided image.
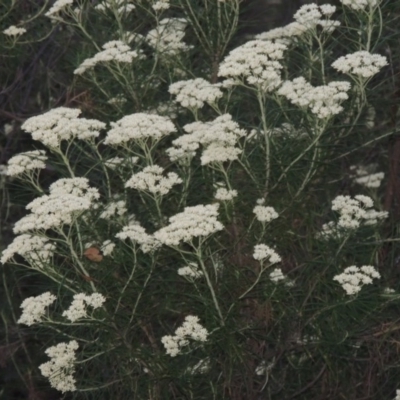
[1,0,400,399]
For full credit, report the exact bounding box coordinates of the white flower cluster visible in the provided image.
[177,262,203,279]
[74,41,140,75]
[269,268,289,283]
[1,234,56,265]
[253,199,279,223]
[255,23,307,44]
[332,194,387,227]
[350,165,384,188]
[104,113,175,146]
[6,150,47,177]
[3,25,27,36]
[333,265,380,295]
[154,204,223,246]
[100,199,127,219]
[293,3,340,33]
[21,107,105,148]
[278,77,350,119]
[104,156,138,169]
[101,240,115,256]
[45,0,73,17]
[146,18,191,56]
[169,78,223,111]
[116,221,160,253]
[152,0,170,11]
[161,315,209,357]
[39,340,78,393]
[214,187,238,201]
[14,178,99,233]
[125,165,182,195]
[340,0,379,11]
[218,40,287,91]
[95,0,135,14]
[17,292,56,326]
[269,268,285,282]
[167,114,246,165]
[253,244,281,264]
[62,293,106,322]
[319,194,388,239]
[332,51,388,79]
[395,389,400,400]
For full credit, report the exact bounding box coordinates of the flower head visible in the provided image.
[6,150,47,177]
[332,51,388,79]
[154,204,223,246]
[39,340,78,393]
[17,292,56,326]
[21,108,105,148]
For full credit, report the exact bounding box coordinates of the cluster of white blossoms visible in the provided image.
[152,0,170,11]
[104,156,138,169]
[62,293,106,322]
[95,0,135,14]
[278,77,351,119]
[6,150,47,177]
[177,262,203,279]
[104,113,175,146]
[13,178,99,233]
[3,25,27,36]
[1,234,56,265]
[333,265,380,295]
[332,194,387,227]
[100,240,115,256]
[293,3,340,33]
[319,195,388,239]
[146,18,191,56]
[45,0,73,17]
[253,244,281,264]
[161,315,209,357]
[116,221,160,253]
[332,51,388,79]
[17,292,56,326]
[253,198,279,223]
[154,204,223,246]
[39,340,78,393]
[269,268,286,283]
[340,0,379,11]
[167,114,246,165]
[125,165,182,195]
[169,78,223,111]
[350,165,384,188]
[255,23,307,44]
[100,199,127,219]
[214,187,238,202]
[74,41,140,75]
[218,40,287,92]
[21,107,105,148]
[395,389,400,400]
